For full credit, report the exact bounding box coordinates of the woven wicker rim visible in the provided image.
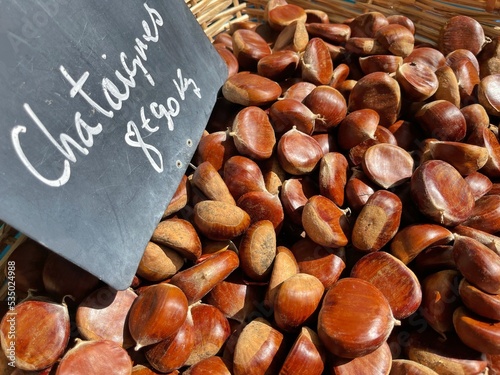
[187,0,500,43]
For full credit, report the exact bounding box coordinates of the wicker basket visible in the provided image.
[187,0,500,43]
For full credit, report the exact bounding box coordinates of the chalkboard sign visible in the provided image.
[0,0,227,290]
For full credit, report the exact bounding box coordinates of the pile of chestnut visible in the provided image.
[2,0,500,374]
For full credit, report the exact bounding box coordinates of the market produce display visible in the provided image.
[2,0,500,373]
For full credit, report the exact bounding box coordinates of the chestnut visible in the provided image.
[410,160,475,226]
[279,327,326,375]
[230,106,276,160]
[193,200,251,241]
[0,299,70,371]
[351,190,402,252]
[238,220,276,281]
[272,19,309,53]
[317,278,399,358]
[56,339,132,375]
[151,218,202,261]
[273,273,324,332]
[76,286,137,348]
[128,283,188,350]
[348,71,401,126]
[232,29,271,71]
[277,127,324,175]
[438,15,486,56]
[232,318,285,375]
[222,72,282,106]
[191,161,236,205]
[302,195,350,248]
[169,249,240,304]
[302,85,347,131]
[350,251,421,320]
[300,37,334,85]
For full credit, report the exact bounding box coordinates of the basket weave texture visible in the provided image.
[186,0,500,42]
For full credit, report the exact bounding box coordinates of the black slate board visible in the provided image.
[0,0,227,290]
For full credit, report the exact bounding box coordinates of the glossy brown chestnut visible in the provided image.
[318,152,348,207]
[268,98,317,135]
[478,74,500,117]
[290,237,345,290]
[337,109,379,151]
[277,127,324,175]
[403,47,446,72]
[317,278,398,358]
[452,234,500,295]
[232,318,285,375]
[300,38,334,86]
[414,100,466,142]
[273,273,324,332]
[280,176,318,225]
[461,194,500,234]
[257,50,300,81]
[438,15,486,56]
[222,72,282,106]
[232,29,271,71]
[272,19,309,52]
[76,286,137,348]
[351,251,421,319]
[194,130,238,172]
[390,223,454,264]
[410,160,475,226]
[267,4,307,31]
[128,283,188,350]
[427,140,489,176]
[230,106,276,160]
[412,245,456,274]
[169,249,240,305]
[215,44,239,78]
[0,299,70,371]
[264,246,299,308]
[183,356,231,375]
[348,72,401,126]
[344,37,389,56]
[459,278,500,321]
[375,23,415,57]
[279,327,326,375]
[420,269,461,337]
[453,306,500,355]
[395,62,438,101]
[237,190,285,231]
[330,341,392,375]
[344,168,377,213]
[359,54,403,74]
[453,224,500,256]
[362,143,414,189]
[302,85,347,132]
[137,242,184,283]
[56,339,132,375]
[223,155,267,202]
[145,313,195,373]
[433,65,461,108]
[184,303,231,367]
[302,195,350,248]
[192,161,236,205]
